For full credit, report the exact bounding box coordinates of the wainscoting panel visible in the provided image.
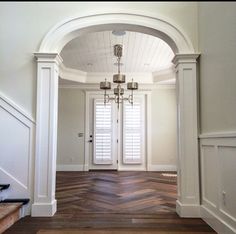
[0,93,35,215]
[201,145,218,212]
[200,134,236,233]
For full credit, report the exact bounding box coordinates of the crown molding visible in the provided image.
[59,64,87,83]
[34,52,63,65]
[172,53,200,65]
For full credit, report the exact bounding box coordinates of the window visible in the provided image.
[123,97,144,164]
[93,99,114,164]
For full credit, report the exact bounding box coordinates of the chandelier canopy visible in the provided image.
[100,44,138,109]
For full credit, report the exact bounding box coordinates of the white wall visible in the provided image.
[57,88,85,171]
[199,2,236,233]
[150,87,177,171]
[0,2,198,119]
[199,2,236,134]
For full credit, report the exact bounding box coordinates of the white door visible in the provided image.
[89,98,118,170]
[88,93,146,171]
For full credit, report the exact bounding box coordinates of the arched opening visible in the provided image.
[32,13,200,218]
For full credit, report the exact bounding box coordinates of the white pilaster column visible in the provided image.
[32,53,63,217]
[172,54,200,217]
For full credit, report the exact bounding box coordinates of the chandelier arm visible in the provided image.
[100,44,138,109]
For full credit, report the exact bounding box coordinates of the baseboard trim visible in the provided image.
[148,164,177,171]
[31,200,57,217]
[176,200,200,217]
[56,164,84,171]
[118,167,147,171]
[201,206,236,234]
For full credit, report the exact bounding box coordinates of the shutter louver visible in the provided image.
[123,98,144,164]
[93,99,113,164]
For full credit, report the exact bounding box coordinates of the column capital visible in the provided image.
[172,53,200,66]
[34,52,63,66]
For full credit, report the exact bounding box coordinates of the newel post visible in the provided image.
[32,53,62,216]
[172,54,200,217]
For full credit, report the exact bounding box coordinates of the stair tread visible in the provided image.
[0,184,10,191]
[1,198,30,205]
[0,203,22,220]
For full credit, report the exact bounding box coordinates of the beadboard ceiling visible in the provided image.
[60,30,174,73]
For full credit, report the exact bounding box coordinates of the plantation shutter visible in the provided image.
[93,99,113,164]
[123,97,144,164]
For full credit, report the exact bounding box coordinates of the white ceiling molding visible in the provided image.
[59,64,154,84]
[152,66,175,83]
[59,64,87,83]
[86,72,153,84]
[156,78,176,85]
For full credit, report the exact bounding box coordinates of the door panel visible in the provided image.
[122,97,144,164]
[89,97,118,170]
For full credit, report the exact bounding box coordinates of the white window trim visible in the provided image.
[84,90,152,171]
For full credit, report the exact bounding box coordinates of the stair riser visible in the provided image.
[0,208,20,234]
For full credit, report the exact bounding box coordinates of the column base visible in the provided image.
[31,199,57,217]
[176,200,200,217]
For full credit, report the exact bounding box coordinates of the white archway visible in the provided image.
[32,13,200,218]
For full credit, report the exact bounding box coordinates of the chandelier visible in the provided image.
[100,44,138,109]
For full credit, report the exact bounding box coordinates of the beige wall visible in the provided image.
[199,2,236,133]
[151,88,177,166]
[57,87,177,169]
[0,2,198,118]
[57,88,85,165]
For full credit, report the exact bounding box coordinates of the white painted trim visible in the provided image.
[200,136,236,233]
[199,131,236,139]
[172,53,200,65]
[146,92,152,173]
[148,165,177,171]
[35,12,199,218]
[56,164,84,171]
[176,200,201,218]
[118,166,147,171]
[59,64,87,83]
[201,206,236,234]
[39,12,194,54]
[0,91,35,123]
[0,167,27,190]
[31,200,57,217]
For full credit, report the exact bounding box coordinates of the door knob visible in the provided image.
[88,139,93,143]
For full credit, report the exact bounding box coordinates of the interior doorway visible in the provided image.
[33,13,200,218]
[87,93,147,171]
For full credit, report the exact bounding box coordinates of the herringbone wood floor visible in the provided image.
[5,171,216,234]
[56,171,177,214]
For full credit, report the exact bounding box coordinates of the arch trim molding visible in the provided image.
[38,12,195,54]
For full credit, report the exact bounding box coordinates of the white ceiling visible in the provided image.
[60,30,174,73]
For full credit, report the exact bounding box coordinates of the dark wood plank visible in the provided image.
[4,171,216,234]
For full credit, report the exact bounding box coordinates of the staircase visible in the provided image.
[0,184,30,233]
